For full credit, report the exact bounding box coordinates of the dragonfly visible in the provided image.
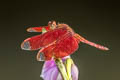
[21,21,109,61]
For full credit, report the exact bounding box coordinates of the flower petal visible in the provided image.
[71,64,79,80]
[40,60,59,80]
[40,56,79,80]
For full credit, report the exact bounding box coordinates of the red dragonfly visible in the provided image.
[21,21,109,61]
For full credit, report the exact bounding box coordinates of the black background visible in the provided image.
[0,0,120,80]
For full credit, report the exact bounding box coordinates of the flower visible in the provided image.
[40,56,79,80]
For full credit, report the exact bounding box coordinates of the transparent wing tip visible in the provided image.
[27,28,36,32]
[37,52,45,61]
[104,47,109,50]
[21,41,31,50]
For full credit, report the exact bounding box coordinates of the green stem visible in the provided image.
[64,58,73,80]
[55,58,69,80]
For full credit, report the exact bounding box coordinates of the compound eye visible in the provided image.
[48,21,57,29]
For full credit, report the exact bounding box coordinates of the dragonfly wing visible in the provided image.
[53,32,79,58]
[38,28,67,47]
[21,28,68,50]
[27,26,50,32]
[27,21,57,32]
[37,52,45,61]
[21,34,42,50]
[36,44,55,61]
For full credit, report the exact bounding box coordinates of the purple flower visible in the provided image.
[40,56,79,80]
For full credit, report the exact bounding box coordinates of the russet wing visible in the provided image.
[53,32,79,58]
[27,26,50,32]
[21,28,68,50]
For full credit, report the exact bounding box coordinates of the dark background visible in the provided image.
[0,0,119,80]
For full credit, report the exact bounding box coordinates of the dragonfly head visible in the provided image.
[48,21,57,30]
